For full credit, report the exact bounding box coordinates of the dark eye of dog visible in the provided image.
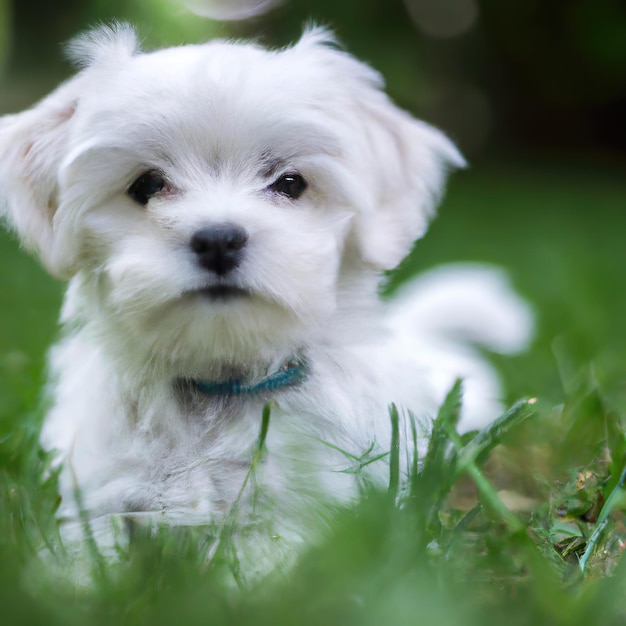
[128,170,167,206]
[267,173,308,200]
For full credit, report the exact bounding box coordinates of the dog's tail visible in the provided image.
[386,263,534,432]
[387,263,534,355]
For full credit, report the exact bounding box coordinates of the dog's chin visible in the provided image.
[105,277,326,369]
[159,290,308,371]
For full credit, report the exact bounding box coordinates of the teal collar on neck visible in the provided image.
[194,357,307,397]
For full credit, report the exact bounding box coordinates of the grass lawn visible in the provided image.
[1,157,626,624]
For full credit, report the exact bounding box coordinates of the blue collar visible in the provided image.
[193,357,307,397]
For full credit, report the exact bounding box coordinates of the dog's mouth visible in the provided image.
[195,285,250,300]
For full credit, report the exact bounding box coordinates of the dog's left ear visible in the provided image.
[349,99,466,270]
[295,29,465,270]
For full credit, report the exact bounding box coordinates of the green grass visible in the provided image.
[2,159,626,624]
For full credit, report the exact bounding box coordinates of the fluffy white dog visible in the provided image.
[0,24,532,569]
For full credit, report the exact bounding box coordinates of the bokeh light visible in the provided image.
[403,0,479,39]
[185,0,282,20]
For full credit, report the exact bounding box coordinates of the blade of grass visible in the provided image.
[422,379,463,480]
[207,401,272,579]
[442,396,534,534]
[388,403,400,501]
[453,398,538,478]
[70,463,109,586]
[315,438,375,462]
[579,463,626,574]
[462,461,526,533]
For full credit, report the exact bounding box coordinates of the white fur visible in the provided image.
[0,25,531,570]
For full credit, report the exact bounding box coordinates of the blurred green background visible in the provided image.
[1,0,625,432]
[1,2,626,623]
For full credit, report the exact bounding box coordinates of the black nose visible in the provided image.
[190,224,248,276]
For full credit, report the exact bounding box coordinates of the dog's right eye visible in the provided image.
[128,171,168,206]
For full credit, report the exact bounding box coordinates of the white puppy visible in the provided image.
[0,25,532,568]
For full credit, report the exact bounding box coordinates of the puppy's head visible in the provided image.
[0,25,463,368]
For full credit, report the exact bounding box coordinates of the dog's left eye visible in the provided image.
[128,170,168,206]
[267,173,308,200]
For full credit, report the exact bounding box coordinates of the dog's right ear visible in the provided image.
[0,80,83,278]
[0,23,139,278]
